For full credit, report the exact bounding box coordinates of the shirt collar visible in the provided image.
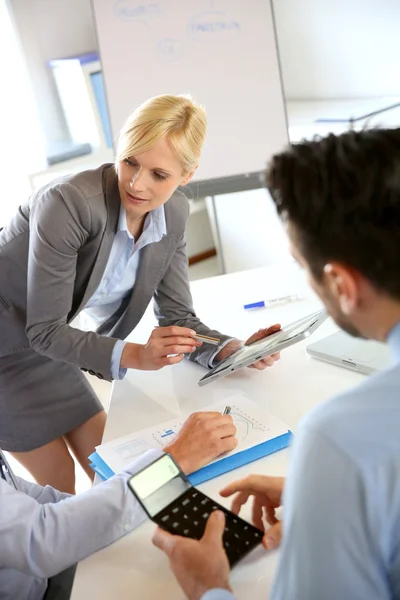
[118,205,167,245]
[387,321,400,363]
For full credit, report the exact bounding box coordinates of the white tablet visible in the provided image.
[198,309,327,386]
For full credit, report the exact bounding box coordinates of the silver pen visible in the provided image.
[194,334,220,346]
[223,406,231,415]
[154,326,220,347]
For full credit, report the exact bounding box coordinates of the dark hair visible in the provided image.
[266,128,400,299]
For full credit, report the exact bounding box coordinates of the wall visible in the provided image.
[7,0,400,267]
[210,189,290,273]
[273,0,400,98]
[185,208,215,259]
[9,0,98,147]
[10,0,400,149]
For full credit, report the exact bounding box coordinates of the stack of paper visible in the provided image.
[90,397,292,485]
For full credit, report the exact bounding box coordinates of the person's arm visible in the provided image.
[0,449,160,579]
[25,184,119,381]
[16,477,71,504]
[153,233,232,369]
[0,411,237,579]
[271,425,387,600]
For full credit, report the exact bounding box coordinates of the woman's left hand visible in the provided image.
[214,324,281,370]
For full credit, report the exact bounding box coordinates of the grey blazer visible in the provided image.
[0,164,229,382]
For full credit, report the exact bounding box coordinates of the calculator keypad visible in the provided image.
[155,488,263,566]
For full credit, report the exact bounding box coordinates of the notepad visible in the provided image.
[90,397,292,485]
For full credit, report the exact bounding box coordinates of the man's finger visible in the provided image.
[264,504,279,526]
[214,423,237,439]
[221,475,277,497]
[230,490,251,515]
[202,510,226,544]
[263,521,282,550]
[252,496,265,531]
[217,435,238,455]
[152,527,177,555]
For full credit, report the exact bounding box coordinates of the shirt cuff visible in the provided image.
[122,448,164,475]
[201,590,236,600]
[207,338,236,369]
[111,340,128,380]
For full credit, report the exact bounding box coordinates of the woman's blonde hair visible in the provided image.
[115,94,207,175]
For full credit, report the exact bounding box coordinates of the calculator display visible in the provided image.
[128,454,191,517]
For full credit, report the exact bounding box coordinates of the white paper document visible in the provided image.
[96,397,289,474]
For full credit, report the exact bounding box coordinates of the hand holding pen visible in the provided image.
[120,326,221,371]
[164,409,237,474]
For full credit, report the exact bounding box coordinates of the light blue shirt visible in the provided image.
[82,205,167,379]
[204,321,400,600]
[0,447,162,600]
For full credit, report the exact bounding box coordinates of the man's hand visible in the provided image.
[214,324,281,370]
[165,412,238,474]
[153,510,232,600]
[121,326,202,370]
[220,475,285,550]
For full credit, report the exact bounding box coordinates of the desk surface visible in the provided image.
[287,97,400,142]
[71,262,364,600]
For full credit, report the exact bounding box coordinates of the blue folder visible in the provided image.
[89,453,114,481]
[89,430,292,485]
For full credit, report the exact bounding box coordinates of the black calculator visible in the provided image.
[128,453,263,567]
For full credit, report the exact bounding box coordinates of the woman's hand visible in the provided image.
[214,324,282,369]
[220,474,285,550]
[121,326,202,370]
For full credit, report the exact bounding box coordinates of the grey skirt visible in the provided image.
[0,347,103,452]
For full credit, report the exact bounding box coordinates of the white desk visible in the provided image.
[71,262,364,600]
[287,97,400,142]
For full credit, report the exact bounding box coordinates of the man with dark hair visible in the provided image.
[153,128,400,600]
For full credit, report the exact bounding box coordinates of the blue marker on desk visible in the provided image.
[244,294,299,310]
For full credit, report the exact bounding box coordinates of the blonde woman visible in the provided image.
[0,95,279,493]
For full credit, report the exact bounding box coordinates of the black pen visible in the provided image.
[223,406,231,416]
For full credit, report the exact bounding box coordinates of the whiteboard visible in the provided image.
[92,0,288,188]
